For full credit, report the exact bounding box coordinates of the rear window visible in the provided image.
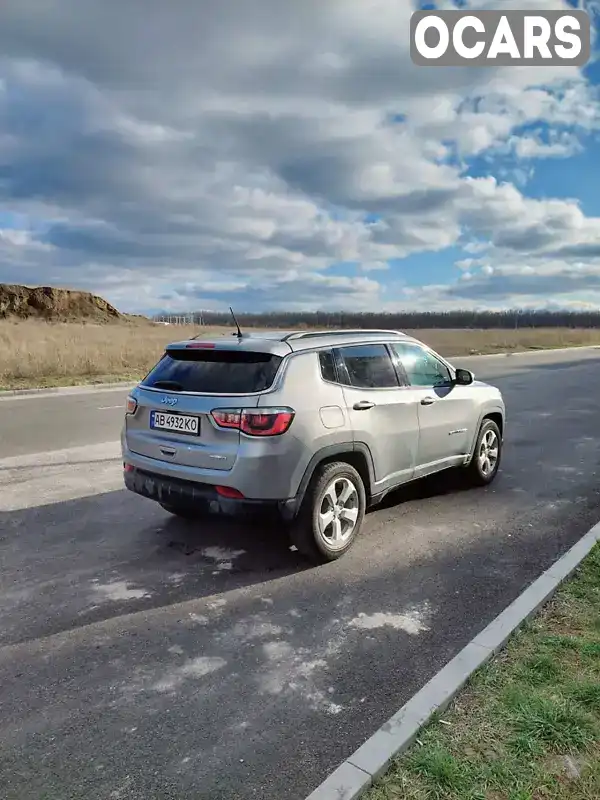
[337,344,399,389]
[142,348,283,394]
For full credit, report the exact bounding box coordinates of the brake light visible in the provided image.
[211,410,241,429]
[215,485,245,499]
[211,407,295,436]
[242,410,294,436]
[125,396,138,414]
[185,342,216,349]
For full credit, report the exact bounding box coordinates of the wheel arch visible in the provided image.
[465,406,504,464]
[290,442,375,516]
[483,410,504,438]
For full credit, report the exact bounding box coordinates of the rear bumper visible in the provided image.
[123,465,299,521]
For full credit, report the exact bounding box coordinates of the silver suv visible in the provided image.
[122,329,505,563]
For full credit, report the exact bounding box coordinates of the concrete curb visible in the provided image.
[304,522,600,800]
[2,344,600,398]
[0,381,135,398]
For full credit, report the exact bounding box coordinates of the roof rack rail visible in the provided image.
[282,329,406,341]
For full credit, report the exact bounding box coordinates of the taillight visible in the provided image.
[211,410,242,429]
[242,410,294,436]
[215,485,245,499]
[125,395,138,414]
[211,407,295,437]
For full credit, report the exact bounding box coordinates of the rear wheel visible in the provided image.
[464,418,502,486]
[290,461,366,564]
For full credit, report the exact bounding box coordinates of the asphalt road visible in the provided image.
[1,347,600,800]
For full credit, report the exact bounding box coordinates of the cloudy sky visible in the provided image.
[0,0,599,314]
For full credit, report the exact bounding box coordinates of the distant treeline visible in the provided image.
[153,309,600,330]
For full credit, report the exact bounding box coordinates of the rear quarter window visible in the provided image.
[142,349,283,394]
[318,349,338,382]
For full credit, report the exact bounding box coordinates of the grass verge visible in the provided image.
[366,542,600,800]
[0,320,228,390]
[2,320,600,390]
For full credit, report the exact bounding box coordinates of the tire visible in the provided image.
[289,461,366,564]
[464,418,502,487]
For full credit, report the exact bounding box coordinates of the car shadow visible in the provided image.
[370,467,476,513]
[156,506,301,572]
[0,457,489,647]
[0,491,309,647]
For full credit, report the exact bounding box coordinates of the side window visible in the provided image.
[393,344,451,388]
[318,349,337,383]
[337,344,399,389]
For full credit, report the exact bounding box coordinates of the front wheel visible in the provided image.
[289,461,366,564]
[464,418,502,486]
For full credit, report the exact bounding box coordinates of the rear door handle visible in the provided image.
[421,396,436,406]
[353,400,375,411]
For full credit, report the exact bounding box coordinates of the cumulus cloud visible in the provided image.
[0,0,598,311]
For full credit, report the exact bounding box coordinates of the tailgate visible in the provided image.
[125,344,283,471]
[126,388,261,471]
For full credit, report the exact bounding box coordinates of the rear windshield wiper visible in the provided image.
[150,380,184,391]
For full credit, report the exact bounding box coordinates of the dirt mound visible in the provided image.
[0,283,125,322]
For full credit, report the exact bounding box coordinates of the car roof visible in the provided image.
[165,328,412,356]
[281,329,410,352]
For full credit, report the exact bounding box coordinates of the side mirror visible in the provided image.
[454,368,474,386]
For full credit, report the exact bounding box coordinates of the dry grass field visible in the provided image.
[2,318,600,390]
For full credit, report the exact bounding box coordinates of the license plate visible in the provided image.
[150,410,200,436]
